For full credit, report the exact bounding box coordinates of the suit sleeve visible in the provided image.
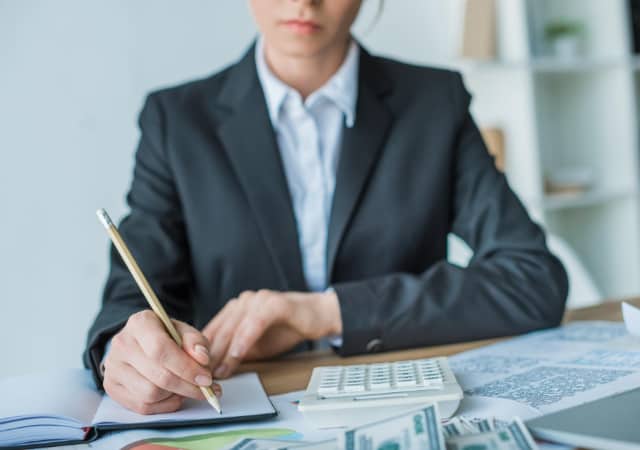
[83,94,195,388]
[334,73,568,356]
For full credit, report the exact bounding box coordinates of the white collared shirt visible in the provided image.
[255,37,359,292]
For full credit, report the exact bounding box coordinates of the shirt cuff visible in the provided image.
[325,286,343,349]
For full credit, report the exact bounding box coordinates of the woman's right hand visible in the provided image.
[102,310,222,414]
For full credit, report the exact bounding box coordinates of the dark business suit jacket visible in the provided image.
[85,43,568,388]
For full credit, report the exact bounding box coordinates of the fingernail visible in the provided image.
[230,345,244,359]
[214,364,228,378]
[195,344,209,361]
[195,374,212,386]
[213,385,223,397]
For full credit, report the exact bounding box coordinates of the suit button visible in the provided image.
[366,338,383,353]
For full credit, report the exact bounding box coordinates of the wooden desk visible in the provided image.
[242,298,640,396]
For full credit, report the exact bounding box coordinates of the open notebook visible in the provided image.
[0,369,276,449]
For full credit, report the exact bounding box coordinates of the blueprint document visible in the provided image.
[449,321,640,420]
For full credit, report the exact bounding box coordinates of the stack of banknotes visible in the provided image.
[223,404,539,450]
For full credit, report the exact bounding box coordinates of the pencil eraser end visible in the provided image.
[96,209,113,228]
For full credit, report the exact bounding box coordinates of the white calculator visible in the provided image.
[298,357,463,428]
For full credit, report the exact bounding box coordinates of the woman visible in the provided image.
[85,0,568,414]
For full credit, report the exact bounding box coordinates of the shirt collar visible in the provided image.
[255,36,359,128]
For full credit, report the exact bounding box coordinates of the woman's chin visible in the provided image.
[273,37,341,59]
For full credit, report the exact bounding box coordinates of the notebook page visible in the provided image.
[0,368,101,426]
[92,372,275,427]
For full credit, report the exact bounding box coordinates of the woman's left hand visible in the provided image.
[202,289,342,378]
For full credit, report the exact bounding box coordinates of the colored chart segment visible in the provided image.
[123,428,299,450]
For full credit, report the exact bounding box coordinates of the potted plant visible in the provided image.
[545,19,584,58]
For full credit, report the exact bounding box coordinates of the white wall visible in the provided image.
[0,1,463,378]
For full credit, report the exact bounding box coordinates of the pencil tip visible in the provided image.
[205,391,222,414]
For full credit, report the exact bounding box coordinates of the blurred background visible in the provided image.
[2,0,639,379]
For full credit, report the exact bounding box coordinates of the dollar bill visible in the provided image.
[443,416,517,439]
[474,418,495,433]
[445,418,539,450]
[224,438,310,450]
[443,417,481,438]
[340,404,446,450]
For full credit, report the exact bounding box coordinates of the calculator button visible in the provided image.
[369,379,391,390]
[318,385,339,395]
[396,377,418,387]
[343,382,366,392]
[318,381,340,394]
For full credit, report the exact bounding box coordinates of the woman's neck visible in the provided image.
[263,38,351,99]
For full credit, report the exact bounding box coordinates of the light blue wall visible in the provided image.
[0,0,458,378]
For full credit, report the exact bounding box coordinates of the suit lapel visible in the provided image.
[216,46,307,292]
[214,44,393,291]
[326,49,394,281]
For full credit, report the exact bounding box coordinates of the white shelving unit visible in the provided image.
[454,0,640,299]
[354,0,640,299]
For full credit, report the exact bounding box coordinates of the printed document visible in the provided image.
[450,321,640,420]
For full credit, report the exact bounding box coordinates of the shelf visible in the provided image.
[432,0,640,298]
[531,57,630,73]
[449,57,632,74]
[529,188,639,212]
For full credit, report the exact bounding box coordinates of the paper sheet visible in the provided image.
[72,390,333,449]
[450,321,640,420]
[0,368,101,427]
[92,372,275,427]
[623,302,640,336]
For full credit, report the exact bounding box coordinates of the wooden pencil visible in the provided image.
[96,208,221,413]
